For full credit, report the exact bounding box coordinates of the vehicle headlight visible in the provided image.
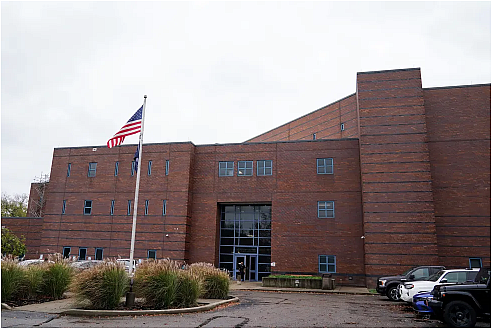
[379,280,387,286]
[404,283,414,289]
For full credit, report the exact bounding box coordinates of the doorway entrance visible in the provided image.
[234,254,257,282]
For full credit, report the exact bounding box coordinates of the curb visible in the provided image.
[1,303,12,310]
[61,297,239,317]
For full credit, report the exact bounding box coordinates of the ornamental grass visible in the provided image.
[71,261,129,310]
[41,254,73,299]
[189,262,230,299]
[174,270,201,308]
[1,258,25,302]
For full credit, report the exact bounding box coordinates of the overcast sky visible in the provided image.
[1,1,490,197]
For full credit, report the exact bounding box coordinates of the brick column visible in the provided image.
[356,68,439,287]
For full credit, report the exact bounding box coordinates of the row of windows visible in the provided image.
[62,247,157,260]
[64,200,167,216]
[219,158,334,177]
[68,160,170,178]
[66,199,333,218]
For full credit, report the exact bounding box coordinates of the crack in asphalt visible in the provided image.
[196,315,249,328]
[33,314,60,327]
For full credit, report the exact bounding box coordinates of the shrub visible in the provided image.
[22,265,45,300]
[174,270,201,308]
[189,263,230,299]
[1,258,25,302]
[134,259,180,309]
[71,261,129,310]
[41,255,73,299]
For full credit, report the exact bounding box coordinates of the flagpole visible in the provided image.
[129,95,146,276]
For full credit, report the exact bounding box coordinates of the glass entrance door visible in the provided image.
[234,254,258,281]
[234,255,246,281]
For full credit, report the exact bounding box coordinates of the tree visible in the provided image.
[1,193,28,217]
[1,227,27,257]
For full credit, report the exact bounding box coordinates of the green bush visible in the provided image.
[134,259,181,309]
[1,258,25,302]
[189,263,230,299]
[41,257,73,299]
[71,261,129,310]
[22,265,45,300]
[175,271,201,308]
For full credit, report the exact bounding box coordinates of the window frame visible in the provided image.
[162,200,167,216]
[83,200,92,215]
[318,201,335,218]
[67,163,71,177]
[88,162,97,177]
[63,247,71,259]
[238,160,253,176]
[148,160,152,176]
[62,200,66,215]
[317,158,334,174]
[148,250,157,259]
[131,161,136,176]
[469,257,482,268]
[114,161,119,176]
[95,248,103,260]
[127,200,132,215]
[257,160,273,176]
[219,161,234,177]
[319,255,336,273]
[110,200,115,216]
[165,160,169,176]
[145,200,149,216]
[78,247,87,260]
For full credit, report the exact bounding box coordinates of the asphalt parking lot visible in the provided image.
[2,290,490,328]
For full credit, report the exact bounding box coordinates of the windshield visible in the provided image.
[401,268,412,276]
[426,270,445,282]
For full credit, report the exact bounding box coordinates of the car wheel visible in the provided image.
[443,300,477,327]
[386,285,400,301]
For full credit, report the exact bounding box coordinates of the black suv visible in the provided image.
[428,267,490,327]
[377,266,445,301]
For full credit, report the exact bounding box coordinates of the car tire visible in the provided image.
[386,285,400,301]
[443,300,477,328]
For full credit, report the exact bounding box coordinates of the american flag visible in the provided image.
[107,106,143,148]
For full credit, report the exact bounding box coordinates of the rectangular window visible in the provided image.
[127,200,132,215]
[88,162,97,177]
[63,247,71,259]
[110,200,115,215]
[341,123,345,131]
[319,255,336,273]
[148,161,152,176]
[162,200,167,216]
[95,248,103,260]
[469,257,482,268]
[219,161,234,176]
[257,160,273,176]
[165,160,169,176]
[148,250,156,259]
[84,200,92,215]
[67,163,71,177]
[145,200,149,215]
[131,161,136,176]
[317,158,334,174]
[115,162,119,176]
[62,200,66,214]
[318,201,334,218]
[238,161,253,176]
[313,133,317,140]
[79,248,87,261]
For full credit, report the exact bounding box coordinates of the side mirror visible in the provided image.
[409,275,415,280]
[440,278,448,283]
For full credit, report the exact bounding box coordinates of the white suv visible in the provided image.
[398,268,479,303]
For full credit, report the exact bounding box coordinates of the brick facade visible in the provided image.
[3,67,489,287]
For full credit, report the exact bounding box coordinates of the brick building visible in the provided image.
[4,67,490,287]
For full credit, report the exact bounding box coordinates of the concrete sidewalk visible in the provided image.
[2,281,373,316]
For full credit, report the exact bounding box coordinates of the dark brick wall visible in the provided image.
[247,94,358,143]
[38,142,194,261]
[356,68,439,287]
[424,84,491,269]
[190,139,366,286]
[2,217,43,259]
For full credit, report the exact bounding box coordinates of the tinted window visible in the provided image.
[411,268,430,279]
